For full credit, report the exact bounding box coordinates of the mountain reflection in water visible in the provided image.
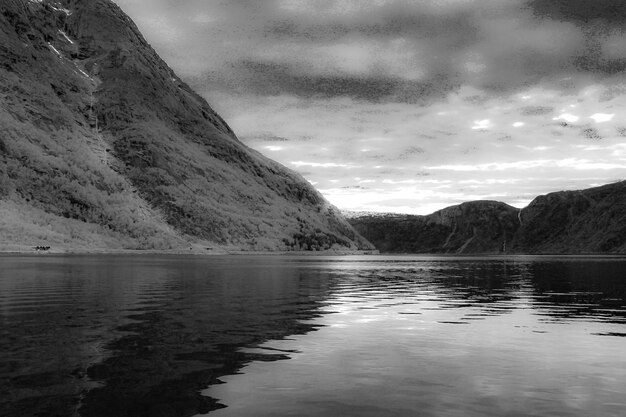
[1,255,625,417]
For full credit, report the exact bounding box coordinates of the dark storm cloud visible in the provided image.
[263,6,478,43]
[520,106,554,116]
[527,1,626,76]
[240,2,478,101]
[527,0,626,24]
[195,60,455,103]
[118,0,625,101]
[240,63,402,101]
[228,0,621,100]
[575,56,626,76]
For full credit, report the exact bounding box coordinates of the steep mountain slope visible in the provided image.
[350,201,520,254]
[0,0,372,251]
[511,181,626,253]
[350,181,626,254]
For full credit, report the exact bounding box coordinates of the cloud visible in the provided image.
[426,159,626,171]
[112,0,626,214]
[117,0,624,102]
[471,119,493,130]
[590,113,615,123]
[203,81,626,212]
[290,161,357,168]
[527,0,626,25]
[553,113,580,123]
[520,106,554,116]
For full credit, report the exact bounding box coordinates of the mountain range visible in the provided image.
[0,0,373,252]
[1,1,624,255]
[349,181,626,254]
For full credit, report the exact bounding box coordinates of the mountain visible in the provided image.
[349,201,520,254]
[0,0,373,252]
[349,181,626,254]
[511,180,626,253]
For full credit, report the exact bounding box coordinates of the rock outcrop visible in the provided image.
[349,181,626,254]
[0,0,372,251]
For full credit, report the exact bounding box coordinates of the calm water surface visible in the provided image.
[1,254,625,417]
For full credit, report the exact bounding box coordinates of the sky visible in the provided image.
[113,0,626,214]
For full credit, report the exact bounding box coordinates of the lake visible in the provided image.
[1,254,625,417]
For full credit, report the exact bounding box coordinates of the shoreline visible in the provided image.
[1,247,625,258]
[0,246,380,257]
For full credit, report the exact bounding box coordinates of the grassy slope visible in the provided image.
[72,0,369,250]
[0,0,372,252]
[0,2,185,249]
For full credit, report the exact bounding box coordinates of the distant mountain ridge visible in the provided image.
[349,181,626,254]
[341,210,400,219]
[0,0,373,251]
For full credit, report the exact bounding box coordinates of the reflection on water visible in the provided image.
[1,255,625,417]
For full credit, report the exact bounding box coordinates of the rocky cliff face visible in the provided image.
[0,0,372,251]
[349,181,626,254]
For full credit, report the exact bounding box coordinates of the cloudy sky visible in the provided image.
[114,0,626,214]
